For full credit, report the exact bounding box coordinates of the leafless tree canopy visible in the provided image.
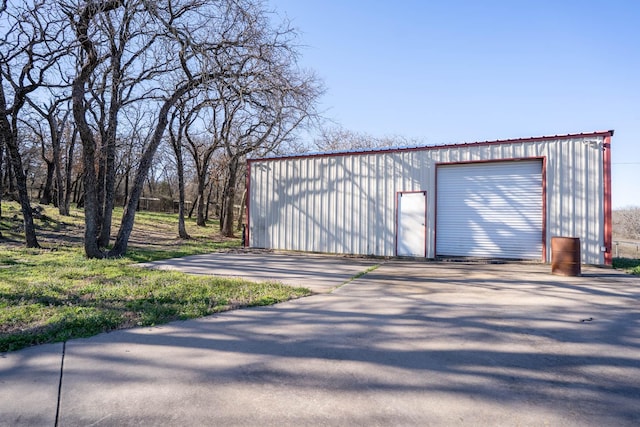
[313,126,425,153]
[0,1,70,247]
[1,0,322,256]
[614,207,640,240]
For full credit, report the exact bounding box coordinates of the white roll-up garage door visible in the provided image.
[436,160,543,259]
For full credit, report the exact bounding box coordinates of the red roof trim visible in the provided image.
[248,130,615,164]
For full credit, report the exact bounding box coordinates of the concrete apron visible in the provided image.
[135,252,381,294]
[1,258,639,426]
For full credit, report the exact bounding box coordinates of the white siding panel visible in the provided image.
[544,138,604,264]
[436,161,543,259]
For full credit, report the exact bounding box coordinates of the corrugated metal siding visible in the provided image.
[545,138,605,264]
[249,136,606,264]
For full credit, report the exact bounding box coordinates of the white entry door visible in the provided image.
[397,191,427,257]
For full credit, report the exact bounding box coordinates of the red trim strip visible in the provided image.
[603,135,613,265]
[542,157,547,262]
[394,192,399,256]
[434,156,544,167]
[245,162,251,247]
[423,191,428,257]
[434,170,438,258]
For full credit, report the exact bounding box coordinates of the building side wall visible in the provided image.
[249,136,607,264]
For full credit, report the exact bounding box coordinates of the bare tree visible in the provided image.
[21,115,55,205]
[23,98,72,212]
[65,0,303,257]
[0,1,69,247]
[207,154,227,219]
[64,0,174,248]
[180,99,220,226]
[314,126,425,153]
[168,103,191,238]
[219,79,323,236]
[62,123,78,215]
[113,105,152,208]
[614,207,640,240]
[65,0,125,257]
[213,38,323,236]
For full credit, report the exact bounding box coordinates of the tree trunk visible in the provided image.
[72,56,104,257]
[218,193,225,231]
[123,168,129,208]
[205,179,214,222]
[5,140,40,247]
[168,116,190,239]
[61,129,76,216]
[72,172,83,206]
[76,122,103,258]
[196,173,207,226]
[98,143,117,247]
[5,139,15,195]
[176,148,189,239]
[97,104,119,247]
[221,156,239,237]
[70,0,127,258]
[170,131,190,239]
[108,88,188,257]
[95,147,106,240]
[39,160,55,205]
[52,132,66,215]
[188,195,198,219]
[0,82,39,248]
[236,188,246,230]
[97,24,127,248]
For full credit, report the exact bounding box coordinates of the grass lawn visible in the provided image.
[0,202,311,352]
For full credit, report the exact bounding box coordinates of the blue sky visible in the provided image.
[268,0,639,208]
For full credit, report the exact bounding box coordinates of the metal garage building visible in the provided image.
[247,131,614,265]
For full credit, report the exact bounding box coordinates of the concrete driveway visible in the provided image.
[1,255,639,426]
[135,251,379,293]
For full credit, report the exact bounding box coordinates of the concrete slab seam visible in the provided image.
[54,341,66,427]
[329,262,384,293]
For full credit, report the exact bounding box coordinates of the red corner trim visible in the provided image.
[245,161,251,247]
[542,157,547,262]
[394,192,400,256]
[603,135,613,265]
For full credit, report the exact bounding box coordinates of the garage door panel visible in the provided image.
[436,161,543,259]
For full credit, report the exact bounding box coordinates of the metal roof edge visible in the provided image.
[247,130,615,163]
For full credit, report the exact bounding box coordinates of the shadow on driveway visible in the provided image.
[2,259,639,426]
